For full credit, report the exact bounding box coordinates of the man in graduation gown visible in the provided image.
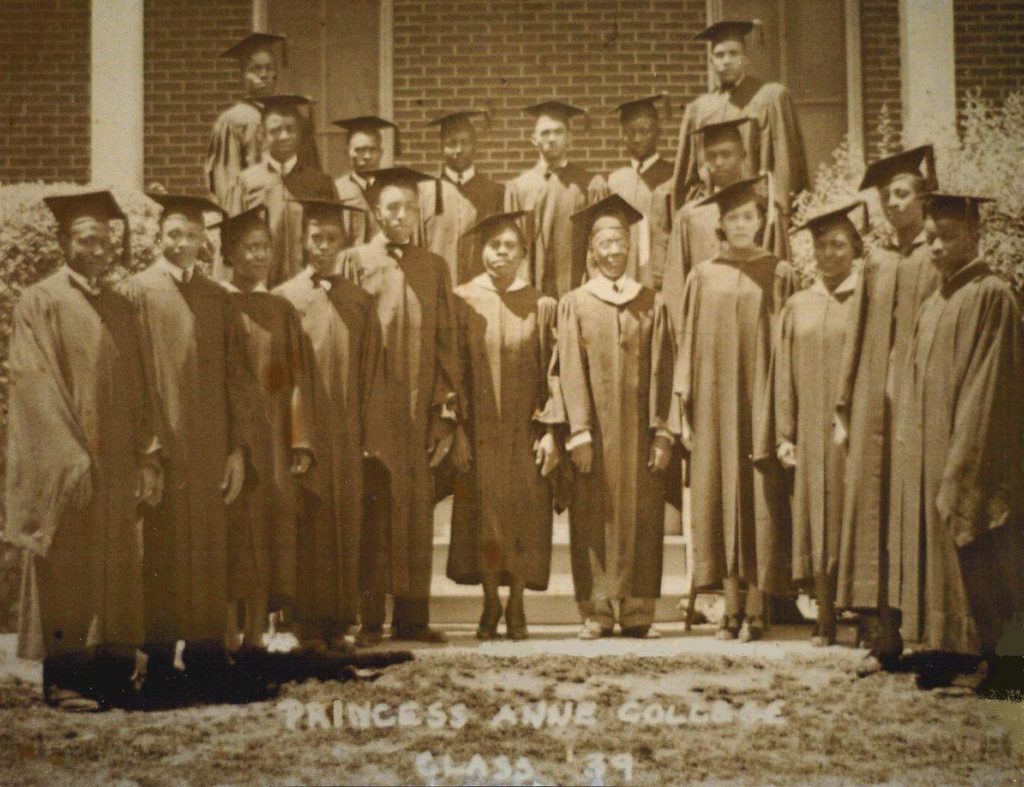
[205,33,321,209]
[553,195,675,639]
[833,146,941,675]
[332,116,399,246]
[218,206,316,646]
[274,198,382,649]
[6,193,162,693]
[606,94,675,289]
[670,20,808,214]
[419,110,505,286]
[505,101,609,298]
[889,193,1024,688]
[339,168,462,644]
[119,193,257,646]
[227,94,338,288]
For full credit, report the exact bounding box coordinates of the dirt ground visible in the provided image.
[0,626,1022,786]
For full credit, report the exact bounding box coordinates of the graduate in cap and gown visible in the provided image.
[775,202,865,646]
[217,206,316,646]
[119,193,258,646]
[339,167,462,644]
[227,94,338,288]
[205,33,321,209]
[606,94,675,289]
[419,110,505,286]
[552,195,675,639]
[332,116,400,245]
[674,177,795,642]
[6,192,162,694]
[274,198,383,649]
[888,193,1024,689]
[445,211,560,641]
[504,101,609,298]
[833,145,942,675]
[670,20,808,214]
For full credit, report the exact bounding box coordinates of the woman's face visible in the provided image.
[813,225,856,281]
[229,226,272,284]
[482,227,525,284]
[720,200,762,250]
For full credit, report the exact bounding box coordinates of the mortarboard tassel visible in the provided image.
[435,177,444,215]
[665,191,673,231]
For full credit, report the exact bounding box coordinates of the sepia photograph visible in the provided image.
[1,0,1023,783]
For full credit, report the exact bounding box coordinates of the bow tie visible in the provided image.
[385,243,406,260]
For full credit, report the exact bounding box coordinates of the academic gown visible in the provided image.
[834,237,941,611]
[340,235,461,600]
[205,100,322,209]
[889,261,1024,655]
[227,159,338,288]
[607,157,674,290]
[274,268,382,630]
[224,286,316,627]
[670,76,809,212]
[505,160,608,298]
[554,277,675,610]
[417,178,479,287]
[119,262,257,643]
[6,269,158,659]
[675,252,795,594]
[334,173,379,246]
[446,275,557,590]
[775,271,858,583]
[447,170,505,284]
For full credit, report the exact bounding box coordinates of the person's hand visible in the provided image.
[534,431,560,477]
[70,470,93,510]
[290,449,313,476]
[680,414,694,453]
[587,174,610,204]
[648,434,673,472]
[571,441,593,475]
[833,412,849,447]
[777,440,797,469]
[222,448,246,505]
[136,464,163,506]
[451,425,473,473]
[428,418,456,469]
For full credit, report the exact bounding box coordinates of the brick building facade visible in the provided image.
[2,0,1022,192]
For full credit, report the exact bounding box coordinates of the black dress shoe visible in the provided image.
[477,596,503,640]
[354,626,384,647]
[392,625,448,644]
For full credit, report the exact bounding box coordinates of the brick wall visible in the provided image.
[0,0,90,183]
[144,0,251,192]
[954,0,1024,110]
[391,0,708,182]
[860,0,902,159]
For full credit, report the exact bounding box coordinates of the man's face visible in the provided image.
[813,226,856,281]
[880,174,925,234]
[442,128,476,173]
[349,131,383,174]
[160,213,205,268]
[229,226,272,284]
[304,218,346,275]
[481,227,525,283]
[244,49,277,96]
[65,217,112,281]
[590,225,630,281]
[531,115,568,163]
[374,184,419,244]
[710,39,748,87]
[265,111,299,163]
[623,112,659,162]
[720,200,762,250]
[924,215,977,276]
[704,138,746,188]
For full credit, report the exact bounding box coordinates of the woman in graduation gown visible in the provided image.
[675,176,794,642]
[445,212,560,641]
[775,203,864,646]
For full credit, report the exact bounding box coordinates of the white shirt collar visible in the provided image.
[471,272,527,293]
[811,267,859,298]
[445,165,476,185]
[155,256,195,283]
[221,280,267,293]
[630,153,661,174]
[536,156,569,175]
[64,265,100,295]
[583,274,641,305]
[267,155,298,176]
[351,171,372,191]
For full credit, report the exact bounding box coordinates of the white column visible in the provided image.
[379,0,395,166]
[844,0,865,160]
[90,0,144,189]
[899,0,957,146]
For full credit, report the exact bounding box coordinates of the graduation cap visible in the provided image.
[294,197,366,227]
[922,192,994,224]
[523,100,588,126]
[217,205,269,261]
[364,166,438,207]
[333,116,402,157]
[689,116,754,146]
[858,144,937,192]
[255,94,313,120]
[220,32,288,64]
[697,175,767,214]
[572,194,644,236]
[613,94,668,124]
[146,192,224,225]
[44,190,131,267]
[791,200,869,236]
[695,19,762,45]
[461,210,529,241]
[425,109,491,137]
